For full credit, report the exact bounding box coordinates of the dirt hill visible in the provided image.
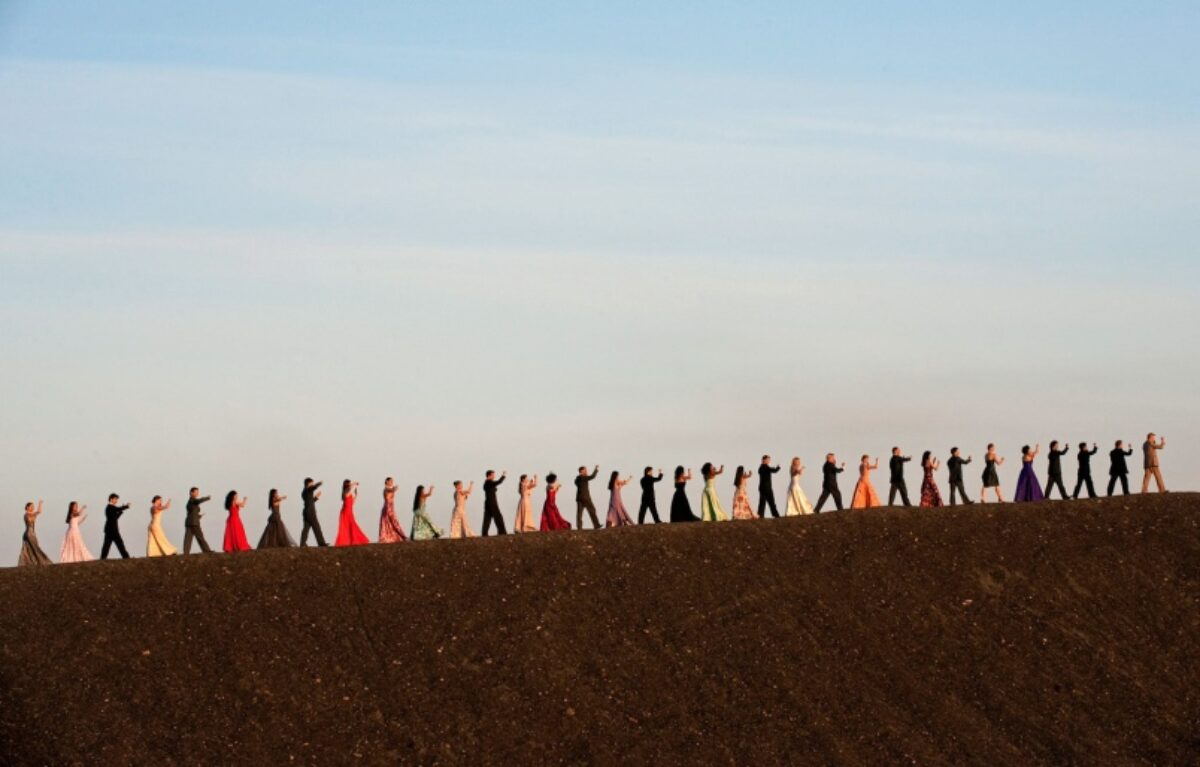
[1,494,1197,765]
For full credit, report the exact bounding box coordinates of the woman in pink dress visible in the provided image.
[539,473,572,531]
[60,501,94,563]
[851,455,882,509]
[222,491,252,552]
[378,477,408,543]
[605,471,635,527]
[513,474,539,533]
[731,466,756,519]
[335,480,370,546]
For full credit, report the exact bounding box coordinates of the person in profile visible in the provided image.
[575,465,601,529]
[18,500,53,567]
[670,466,700,523]
[946,448,973,506]
[888,447,913,506]
[731,466,756,519]
[850,455,881,509]
[300,477,328,547]
[449,480,477,539]
[335,479,371,546]
[410,485,443,540]
[919,451,944,508]
[699,463,729,522]
[513,474,539,533]
[540,473,571,531]
[101,493,131,560]
[980,444,1005,503]
[259,488,297,548]
[60,501,94,563]
[814,454,845,512]
[757,456,781,518]
[1072,443,1099,499]
[146,495,177,556]
[222,491,252,553]
[1013,445,1045,503]
[1044,441,1071,500]
[377,477,407,544]
[785,458,814,516]
[184,487,213,554]
[481,470,508,536]
[638,467,664,524]
[605,471,635,527]
[1142,433,1167,493]
[1107,440,1133,496]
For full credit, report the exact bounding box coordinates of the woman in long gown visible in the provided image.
[335,479,370,546]
[378,477,408,544]
[258,488,296,548]
[670,466,700,523]
[731,466,756,519]
[920,451,945,508]
[1013,444,1046,503]
[605,471,635,527]
[980,443,1006,503]
[699,463,729,522]
[449,480,476,539]
[539,473,572,531]
[851,456,882,509]
[410,485,443,540]
[513,474,539,533]
[60,501,93,563]
[19,501,53,566]
[147,495,178,556]
[223,491,252,552]
[785,458,814,516]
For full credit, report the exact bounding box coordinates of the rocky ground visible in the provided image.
[1,494,1197,765]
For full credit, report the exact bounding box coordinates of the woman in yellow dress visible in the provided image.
[850,456,882,509]
[699,463,729,522]
[147,495,178,556]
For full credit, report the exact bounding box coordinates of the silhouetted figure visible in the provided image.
[1073,443,1098,499]
[638,467,664,524]
[575,465,601,529]
[1044,441,1070,500]
[100,493,131,560]
[1142,433,1167,493]
[757,456,781,518]
[946,448,973,505]
[1107,441,1133,496]
[888,447,913,506]
[184,487,214,554]
[481,470,508,536]
[300,478,329,547]
[814,454,845,512]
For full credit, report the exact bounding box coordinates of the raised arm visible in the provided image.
[589,466,600,480]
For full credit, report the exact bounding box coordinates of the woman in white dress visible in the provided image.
[513,474,539,533]
[60,502,94,563]
[147,495,178,556]
[449,480,476,539]
[785,457,814,516]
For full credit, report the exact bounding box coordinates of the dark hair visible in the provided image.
[950,447,959,454]
[151,495,162,505]
[342,479,352,494]
[108,493,119,503]
[24,502,33,512]
[922,450,932,466]
[190,487,199,495]
[987,443,995,450]
[269,489,279,508]
[608,470,619,490]
[546,472,558,484]
[304,477,313,486]
[1079,442,1088,450]
[761,454,770,461]
[225,491,237,511]
[1050,440,1059,449]
[519,474,527,485]
[65,501,77,524]
[892,446,900,452]
[579,466,586,473]
[385,476,393,484]
[674,465,685,481]
[734,466,745,487]
[412,486,424,511]
[701,462,713,479]
[644,466,653,475]
[1021,445,1031,455]
[486,469,495,477]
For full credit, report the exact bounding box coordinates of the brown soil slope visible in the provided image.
[1,495,1198,766]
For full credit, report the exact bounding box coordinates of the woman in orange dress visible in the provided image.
[850,455,882,509]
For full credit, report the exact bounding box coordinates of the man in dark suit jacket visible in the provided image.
[575,465,601,529]
[1073,443,1099,499]
[300,478,329,546]
[1107,441,1133,496]
[888,447,913,506]
[814,454,845,512]
[1045,440,1071,500]
[101,493,131,559]
[946,448,973,506]
[638,467,664,524]
[183,487,213,553]
[757,456,781,518]
[481,470,508,536]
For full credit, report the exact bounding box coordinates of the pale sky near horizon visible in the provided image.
[2,2,1198,559]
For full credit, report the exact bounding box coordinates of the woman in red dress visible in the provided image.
[539,472,572,531]
[378,477,407,543]
[222,490,252,552]
[335,479,370,546]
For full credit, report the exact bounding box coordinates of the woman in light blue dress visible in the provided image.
[410,485,443,540]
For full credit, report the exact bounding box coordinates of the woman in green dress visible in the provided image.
[410,485,443,540]
[699,463,729,522]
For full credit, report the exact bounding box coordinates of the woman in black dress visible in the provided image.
[980,443,1006,503]
[257,489,296,548]
[670,466,700,523]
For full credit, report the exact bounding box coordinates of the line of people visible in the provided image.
[15,435,1169,566]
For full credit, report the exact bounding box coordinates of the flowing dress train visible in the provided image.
[700,478,729,522]
[147,509,178,556]
[19,514,53,566]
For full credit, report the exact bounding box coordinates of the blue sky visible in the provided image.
[2,2,1197,556]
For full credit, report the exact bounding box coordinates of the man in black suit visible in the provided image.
[300,477,329,547]
[183,487,213,553]
[946,448,973,506]
[575,465,601,529]
[1073,442,1099,499]
[887,447,913,506]
[757,455,781,518]
[101,493,131,559]
[638,467,664,524]
[813,454,845,512]
[1044,441,1071,500]
[1107,441,1133,496]
[481,470,508,536]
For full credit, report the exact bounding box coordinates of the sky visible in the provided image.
[2,2,1198,559]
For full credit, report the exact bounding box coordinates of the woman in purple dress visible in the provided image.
[605,471,635,527]
[1013,444,1045,503]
